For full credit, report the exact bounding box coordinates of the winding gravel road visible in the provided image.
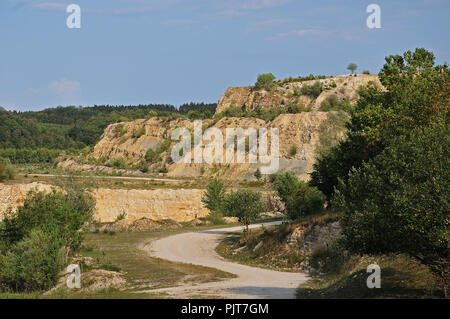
[142,222,309,299]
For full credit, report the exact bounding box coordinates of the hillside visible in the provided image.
[61,74,374,180]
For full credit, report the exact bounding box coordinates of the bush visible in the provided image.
[0,229,65,292]
[0,158,15,182]
[107,157,127,169]
[320,94,339,111]
[138,160,148,173]
[254,168,262,181]
[300,81,323,98]
[254,73,276,91]
[158,165,168,173]
[0,179,94,292]
[145,149,157,163]
[132,127,146,139]
[113,124,127,138]
[274,172,325,220]
[202,178,226,214]
[289,146,297,156]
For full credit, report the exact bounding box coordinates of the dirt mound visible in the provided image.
[47,269,127,295]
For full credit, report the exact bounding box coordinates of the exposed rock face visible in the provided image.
[62,75,378,181]
[216,74,381,114]
[91,117,195,164]
[87,112,339,181]
[0,182,54,219]
[287,221,342,255]
[0,182,208,223]
[93,188,209,223]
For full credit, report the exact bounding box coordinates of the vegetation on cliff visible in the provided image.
[0,178,94,292]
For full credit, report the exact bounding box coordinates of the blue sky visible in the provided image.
[0,0,449,111]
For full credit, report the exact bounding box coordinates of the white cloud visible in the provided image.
[32,2,68,12]
[246,18,290,32]
[239,0,291,10]
[271,28,334,39]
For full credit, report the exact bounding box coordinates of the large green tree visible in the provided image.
[333,122,449,297]
[310,48,449,200]
[223,189,264,233]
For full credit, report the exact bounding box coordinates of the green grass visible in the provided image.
[296,253,445,299]
[44,226,237,299]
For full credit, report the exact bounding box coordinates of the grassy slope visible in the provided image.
[0,224,238,299]
[297,254,444,299]
[216,213,446,299]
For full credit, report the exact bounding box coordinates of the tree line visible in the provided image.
[0,103,217,152]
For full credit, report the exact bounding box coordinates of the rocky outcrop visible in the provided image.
[0,182,208,223]
[216,74,381,114]
[287,220,342,256]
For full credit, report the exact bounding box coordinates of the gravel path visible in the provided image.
[141,222,308,299]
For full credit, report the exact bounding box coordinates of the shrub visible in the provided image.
[289,146,297,156]
[113,124,127,138]
[138,160,149,173]
[158,165,168,173]
[107,157,127,169]
[202,178,226,214]
[287,103,301,114]
[274,172,325,220]
[0,229,65,292]
[148,110,158,118]
[300,81,323,98]
[0,158,15,182]
[254,73,276,91]
[254,168,262,181]
[363,70,370,75]
[132,127,146,139]
[145,149,157,163]
[0,179,94,292]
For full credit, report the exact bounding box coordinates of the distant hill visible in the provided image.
[0,103,216,150]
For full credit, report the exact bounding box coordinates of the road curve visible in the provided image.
[141,222,309,299]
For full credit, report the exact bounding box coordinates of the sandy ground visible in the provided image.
[141,222,309,299]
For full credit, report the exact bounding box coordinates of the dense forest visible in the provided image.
[0,103,217,151]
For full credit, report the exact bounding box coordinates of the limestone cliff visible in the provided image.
[0,183,208,223]
[82,112,341,181]
[93,188,208,222]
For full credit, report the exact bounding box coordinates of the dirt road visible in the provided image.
[142,222,308,299]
